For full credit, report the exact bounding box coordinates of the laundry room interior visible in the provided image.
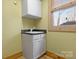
[3,0,76,59]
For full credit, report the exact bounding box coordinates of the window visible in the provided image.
[48,0,76,32]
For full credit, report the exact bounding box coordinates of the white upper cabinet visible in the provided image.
[22,0,41,19]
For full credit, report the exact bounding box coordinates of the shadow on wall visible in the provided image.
[22,17,41,28]
[22,17,34,28]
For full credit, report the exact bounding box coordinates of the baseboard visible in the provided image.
[38,51,46,59]
[46,51,65,59]
[4,51,65,59]
[4,52,23,59]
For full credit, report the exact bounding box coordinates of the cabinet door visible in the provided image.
[39,34,46,55]
[27,0,41,17]
[21,34,33,59]
[33,34,46,58]
[33,39,41,59]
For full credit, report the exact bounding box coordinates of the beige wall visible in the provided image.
[2,0,34,58]
[47,32,76,59]
[35,0,76,59]
[22,18,35,28]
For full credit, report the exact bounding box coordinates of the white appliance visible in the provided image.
[22,0,41,19]
[21,31,46,59]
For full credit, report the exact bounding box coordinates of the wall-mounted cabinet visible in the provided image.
[22,0,41,19]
